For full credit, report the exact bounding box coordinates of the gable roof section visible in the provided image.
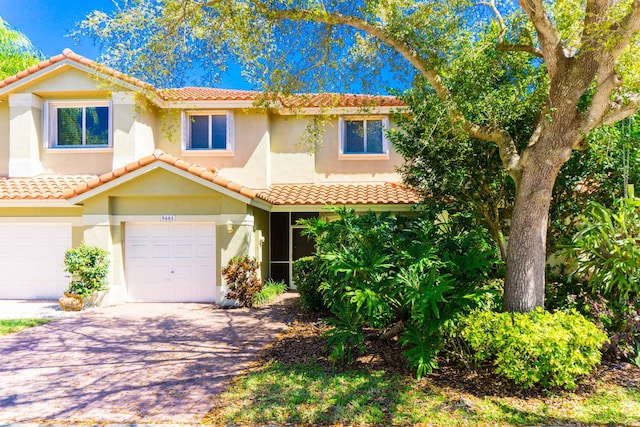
[63,149,258,202]
[0,49,154,97]
[0,49,404,110]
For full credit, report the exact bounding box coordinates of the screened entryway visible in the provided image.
[269,212,318,286]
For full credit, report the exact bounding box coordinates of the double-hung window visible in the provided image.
[45,101,111,148]
[184,111,234,153]
[340,116,389,157]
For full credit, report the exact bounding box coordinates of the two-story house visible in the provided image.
[0,49,419,304]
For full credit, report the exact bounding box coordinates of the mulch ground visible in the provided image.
[257,310,640,399]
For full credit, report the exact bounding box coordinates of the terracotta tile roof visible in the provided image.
[0,151,416,206]
[0,49,404,109]
[256,183,420,206]
[279,93,405,109]
[159,87,262,101]
[0,175,96,200]
[61,149,258,199]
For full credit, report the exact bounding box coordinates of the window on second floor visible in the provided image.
[183,111,234,153]
[339,117,389,158]
[44,101,111,148]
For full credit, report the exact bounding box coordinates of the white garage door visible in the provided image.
[0,223,72,299]
[125,222,216,302]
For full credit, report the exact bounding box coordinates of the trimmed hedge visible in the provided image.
[461,308,608,389]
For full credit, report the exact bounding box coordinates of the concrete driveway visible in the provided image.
[0,294,298,424]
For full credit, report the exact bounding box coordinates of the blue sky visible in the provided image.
[0,0,252,89]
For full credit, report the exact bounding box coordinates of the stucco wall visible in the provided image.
[77,167,255,305]
[157,110,272,189]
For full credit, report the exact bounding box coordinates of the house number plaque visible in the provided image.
[161,215,176,222]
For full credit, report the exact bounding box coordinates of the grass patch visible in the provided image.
[253,279,287,306]
[0,318,52,335]
[204,360,640,426]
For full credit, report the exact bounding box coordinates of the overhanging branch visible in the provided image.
[251,2,523,180]
[517,0,565,78]
[479,0,543,58]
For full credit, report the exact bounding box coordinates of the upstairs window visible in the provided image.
[184,111,234,152]
[340,117,389,156]
[45,101,111,148]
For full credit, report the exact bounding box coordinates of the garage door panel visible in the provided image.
[197,244,215,258]
[0,224,72,299]
[152,244,171,258]
[125,222,217,303]
[174,243,193,258]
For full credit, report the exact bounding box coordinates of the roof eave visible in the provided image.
[268,203,419,212]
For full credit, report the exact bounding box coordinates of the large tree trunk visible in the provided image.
[502,151,564,312]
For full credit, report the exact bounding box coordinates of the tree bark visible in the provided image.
[502,150,563,312]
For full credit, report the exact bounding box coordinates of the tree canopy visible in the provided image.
[0,16,42,80]
[78,0,640,312]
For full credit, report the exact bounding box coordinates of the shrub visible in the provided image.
[292,256,328,312]
[461,309,608,389]
[564,196,640,302]
[300,208,501,377]
[64,244,109,297]
[222,256,262,307]
[253,279,287,306]
[561,196,640,363]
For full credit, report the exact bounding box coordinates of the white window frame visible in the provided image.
[182,110,234,156]
[338,116,390,160]
[43,100,112,149]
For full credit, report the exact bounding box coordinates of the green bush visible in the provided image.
[561,195,640,363]
[461,309,608,389]
[64,244,109,297]
[564,196,640,302]
[292,256,328,312]
[253,279,287,306]
[222,256,262,307]
[300,208,501,377]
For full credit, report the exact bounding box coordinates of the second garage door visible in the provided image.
[0,223,71,300]
[125,222,217,302]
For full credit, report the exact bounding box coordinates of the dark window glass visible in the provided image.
[190,116,209,149]
[270,262,290,285]
[85,106,109,145]
[366,120,384,153]
[291,212,318,225]
[292,228,315,260]
[57,107,82,146]
[270,212,289,261]
[345,120,365,153]
[211,115,227,149]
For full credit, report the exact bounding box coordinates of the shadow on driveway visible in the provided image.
[0,294,298,424]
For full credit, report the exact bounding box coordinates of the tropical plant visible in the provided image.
[565,195,640,302]
[301,208,500,377]
[221,256,262,307]
[252,278,287,306]
[558,195,640,364]
[63,244,110,297]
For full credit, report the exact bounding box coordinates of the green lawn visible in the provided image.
[0,318,52,335]
[204,360,640,426]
